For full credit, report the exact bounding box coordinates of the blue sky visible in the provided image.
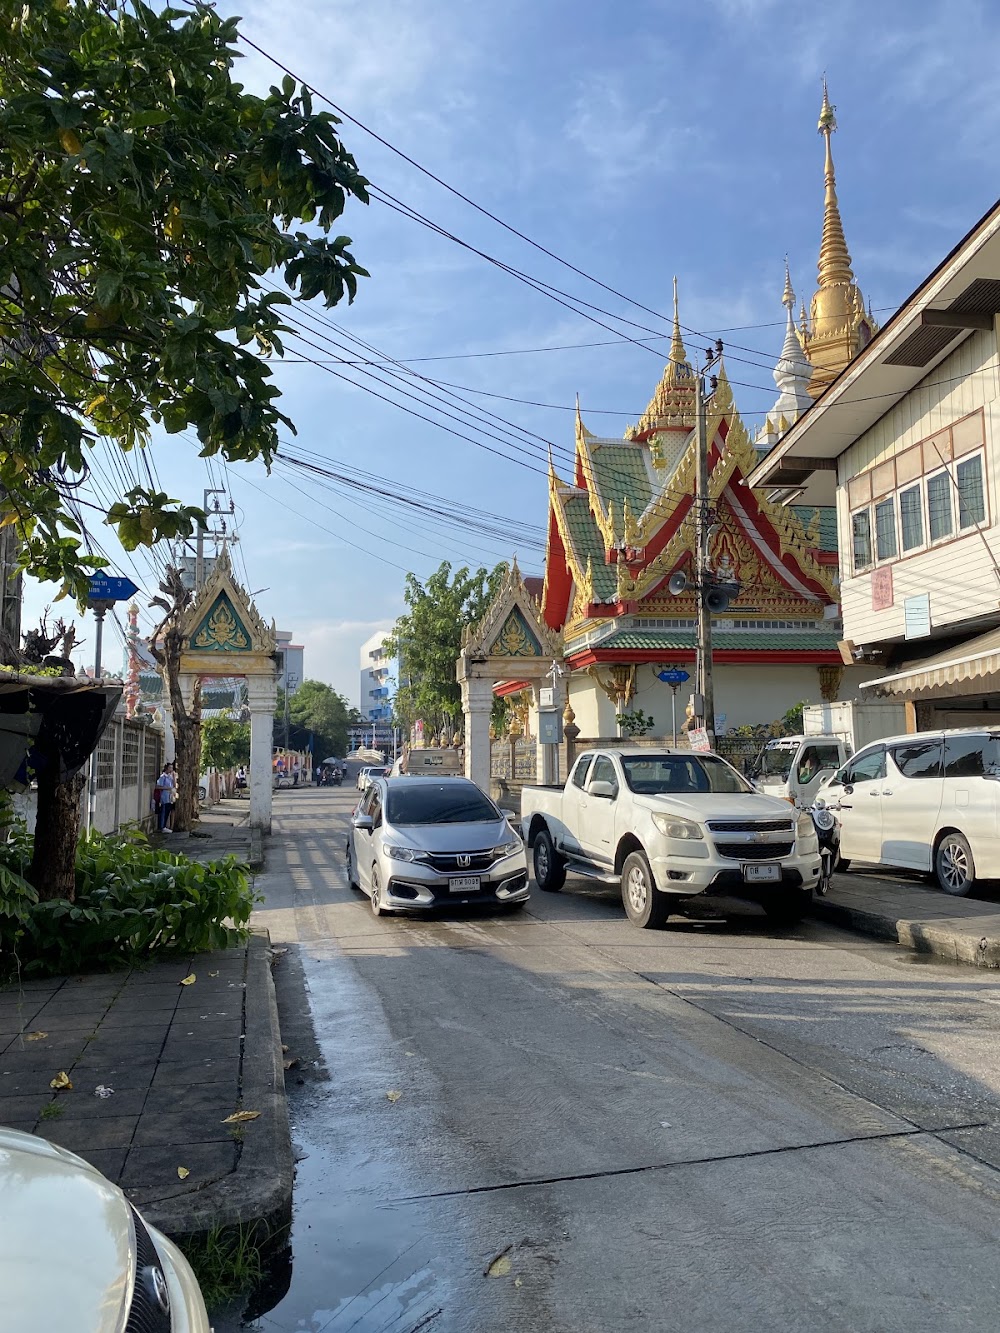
[26,0,1000,705]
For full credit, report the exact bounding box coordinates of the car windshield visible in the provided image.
[752,748,796,780]
[387,783,500,825]
[621,754,752,795]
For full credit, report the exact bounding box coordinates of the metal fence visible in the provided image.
[490,738,537,783]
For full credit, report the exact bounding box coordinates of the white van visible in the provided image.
[819,728,1000,895]
[750,734,850,808]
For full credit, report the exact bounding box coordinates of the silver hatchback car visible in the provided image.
[346,776,530,915]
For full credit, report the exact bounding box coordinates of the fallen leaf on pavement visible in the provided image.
[281,1044,289,1053]
[484,1247,512,1278]
[208,971,219,978]
[386,1090,402,1103]
[24,1031,47,1042]
[179,974,196,986]
[49,1071,72,1091]
[177,1166,190,1180]
[283,1058,299,1071]
[514,1277,523,1288]
[221,1110,260,1124]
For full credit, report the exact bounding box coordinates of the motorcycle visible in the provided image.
[332,769,342,786]
[809,798,839,896]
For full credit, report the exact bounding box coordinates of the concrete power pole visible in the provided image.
[694,349,722,745]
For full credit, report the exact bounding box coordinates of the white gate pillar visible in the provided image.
[462,676,494,792]
[246,675,277,833]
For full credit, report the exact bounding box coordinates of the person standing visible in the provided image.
[156,762,176,833]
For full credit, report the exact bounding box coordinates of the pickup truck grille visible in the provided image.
[717,841,794,861]
[707,819,794,834]
[421,850,496,873]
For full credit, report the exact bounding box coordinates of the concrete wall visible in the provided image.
[14,718,164,836]
[563,661,879,739]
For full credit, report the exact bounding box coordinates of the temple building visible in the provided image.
[466,89,882,749]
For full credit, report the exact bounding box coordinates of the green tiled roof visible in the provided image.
[590,443,652,513]
[590,628,843,652]
[791,505,839,554]
[562,492,617,599]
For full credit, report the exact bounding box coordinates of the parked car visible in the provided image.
[356,766,376,792]
[0,1125,210,1331]
[521,747,821,927]
[346,776,529,915]
[818,727,1000,895]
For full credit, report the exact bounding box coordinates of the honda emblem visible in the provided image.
[457,854,471,868]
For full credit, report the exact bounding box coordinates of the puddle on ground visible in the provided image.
[226,952,454,1332]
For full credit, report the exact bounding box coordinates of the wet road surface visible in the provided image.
[232,784,1000,1332]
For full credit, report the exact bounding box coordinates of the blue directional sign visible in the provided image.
[87,574,140,604]
[657,668,690,685]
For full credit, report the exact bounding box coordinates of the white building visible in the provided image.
[359,628,396,724]
[276,630,304,696]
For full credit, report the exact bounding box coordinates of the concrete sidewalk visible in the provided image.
[158,795,264,871]
[812,870,1000,967]
[0,931,291,1242]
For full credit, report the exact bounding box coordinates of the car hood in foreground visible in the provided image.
[385,818,512,852]
[0,1126,132,1333]
[632,792,797,823]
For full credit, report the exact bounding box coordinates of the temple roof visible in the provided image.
[578,627,843,654]
[625,277,697,438]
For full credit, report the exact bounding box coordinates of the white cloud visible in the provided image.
[563,74,694,189]
[296,617,399,705]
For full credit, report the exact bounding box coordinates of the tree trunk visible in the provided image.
[172,693,202,833]
[30,768,85,902]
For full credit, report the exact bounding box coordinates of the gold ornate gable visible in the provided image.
[178,546,277,676]
[462,559,562,660]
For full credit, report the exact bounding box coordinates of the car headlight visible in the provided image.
[797,813,818,839]
[651,814,703,840]
[383,844,418,862]
[492,839,522,859]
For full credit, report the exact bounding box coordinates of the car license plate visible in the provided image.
[742,863,780,883]
[450,876,480,892]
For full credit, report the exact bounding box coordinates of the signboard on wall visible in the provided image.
[904,593,932,639]
[871,566,894,612]
[688,726,711,752]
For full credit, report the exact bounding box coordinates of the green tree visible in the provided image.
[0,0,368,595]
[201,716,250,770]
[0,0,369,882]
[278,679,360,759]
[386,561,507,735]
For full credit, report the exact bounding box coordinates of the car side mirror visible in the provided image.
[842,783,854,795]
[589,780,616,799]
[352,812,374,832]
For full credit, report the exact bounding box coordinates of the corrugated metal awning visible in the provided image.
[861,625,1000,698]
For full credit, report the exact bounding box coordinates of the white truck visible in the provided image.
[520,747,821,929]
[748,700,910,808]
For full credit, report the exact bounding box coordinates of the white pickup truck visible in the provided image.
[521,747,822,928]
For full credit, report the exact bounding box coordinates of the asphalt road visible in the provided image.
[241,783,1000,1333]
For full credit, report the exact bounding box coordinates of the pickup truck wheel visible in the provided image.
[621,851,669,929]
[533,831,566,892]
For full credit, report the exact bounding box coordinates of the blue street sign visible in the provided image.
[87,574,140,604]
[657,668,690,686]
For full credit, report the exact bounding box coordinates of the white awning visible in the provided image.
[861,625,1000,698]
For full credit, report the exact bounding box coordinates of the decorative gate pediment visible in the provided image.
[178,546,276,676]
[461,559,562,662]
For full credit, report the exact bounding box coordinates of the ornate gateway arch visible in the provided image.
[457,561,564,791]
[176,549,278,832]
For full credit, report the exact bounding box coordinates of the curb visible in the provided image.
[810,894,1000,968]
[142,930,293,1246]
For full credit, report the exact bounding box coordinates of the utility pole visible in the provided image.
[84,598,112,835]
[194,487,232,589]
[694,345,722,746]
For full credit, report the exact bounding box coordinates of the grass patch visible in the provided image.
[181,1222,265,1312]
[39,1101,63,1121]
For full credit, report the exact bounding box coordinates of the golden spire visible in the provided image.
[816,79,854,291]
[668,274,686,369]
